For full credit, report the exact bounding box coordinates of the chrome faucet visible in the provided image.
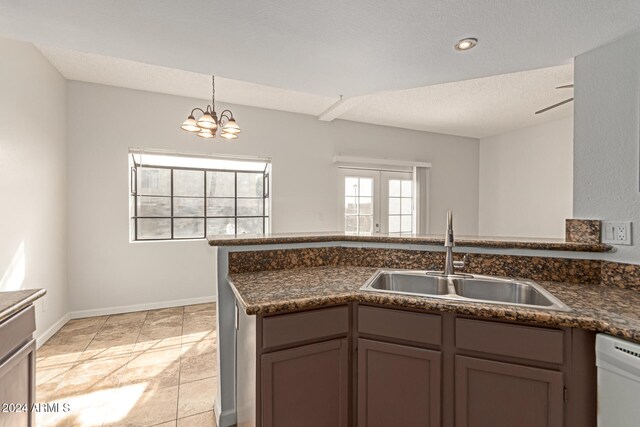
[444,210,455,276]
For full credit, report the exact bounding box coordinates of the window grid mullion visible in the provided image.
[133,165,268,240]
[203,171,207,239]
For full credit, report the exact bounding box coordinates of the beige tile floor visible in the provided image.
[36,303,218,427]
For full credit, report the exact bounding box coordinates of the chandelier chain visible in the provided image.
[211,75,215,111]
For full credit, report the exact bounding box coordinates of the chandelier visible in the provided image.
[181,75,241,139]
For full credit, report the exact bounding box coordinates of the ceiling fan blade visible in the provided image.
[535,98,574,114]
[556,84,574,89]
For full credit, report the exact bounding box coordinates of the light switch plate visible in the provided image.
[601,221,632,245]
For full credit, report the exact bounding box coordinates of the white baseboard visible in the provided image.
[69,296,216,319]
[214,403,236,427]
[36,312,71,349]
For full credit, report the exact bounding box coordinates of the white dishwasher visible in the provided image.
[596,334,640,426]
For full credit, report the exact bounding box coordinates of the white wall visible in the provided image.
[0,38,68,340]
[478,118,573,238]
[574,30,640,264]
[66,82,479,313]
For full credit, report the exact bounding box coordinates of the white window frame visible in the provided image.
[380,171,414,234]
[338,168,381,233]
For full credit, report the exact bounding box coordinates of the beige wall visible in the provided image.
[66,81,480,313]
[574,29,640,264]
[478,118,573,238]
[0,38,68,342]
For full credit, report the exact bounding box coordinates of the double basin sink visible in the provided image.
[361,270,570,311]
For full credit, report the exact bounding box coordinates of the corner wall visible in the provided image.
[478,117,574,238]
[0,38,68,341]
[66,82,479,313]
[574,30,640,263]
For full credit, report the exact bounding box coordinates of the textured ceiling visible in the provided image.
[39,46,573,138]
[38,46,337,116]
[1,0,639,96]
[341,65,574,138]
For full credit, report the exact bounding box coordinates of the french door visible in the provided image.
[339,169,413,234]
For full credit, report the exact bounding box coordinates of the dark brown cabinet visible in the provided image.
[357,339,441,427]
[236,303,595,427]
[455,355,564,427]
[0,305,37,427]
[260,338,349,427]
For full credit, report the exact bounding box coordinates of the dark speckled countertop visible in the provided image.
[0,289,46,323]
[209,231,613,252]
[227,266,640,343]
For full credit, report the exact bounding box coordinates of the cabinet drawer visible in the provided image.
[358,306,441,346]
[0,306,36,363]
[455,318,564,364]
[262,306,348,350]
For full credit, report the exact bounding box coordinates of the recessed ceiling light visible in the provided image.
[454,38,478,51]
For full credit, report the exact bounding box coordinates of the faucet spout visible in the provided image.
[444,210,455,276]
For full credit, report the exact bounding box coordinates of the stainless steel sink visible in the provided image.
[367,271,449,295]
[361,270,570,311]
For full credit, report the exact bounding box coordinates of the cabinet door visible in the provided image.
[0,339,36,427]
[261,338,349,427]
[455,356,564,427]
[358,339,441,427]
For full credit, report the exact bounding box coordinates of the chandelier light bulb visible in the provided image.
[220,132,238,139]
[197,112,217,129]
[222,118,241,134]
[181,115,200,132]
[197,129,215,138]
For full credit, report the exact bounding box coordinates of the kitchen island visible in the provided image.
[209,232,637,427]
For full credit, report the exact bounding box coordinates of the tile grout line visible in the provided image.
[40,316,110,397]
[99,310,149,427]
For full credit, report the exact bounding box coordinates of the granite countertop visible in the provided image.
[208,231,613,252]
[0,289,46,323]
[227,266,640,343]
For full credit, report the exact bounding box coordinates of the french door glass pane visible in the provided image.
[345,216,357,232]
[389,197,401,215]
[401,216,412,232]
[359,197,373,215]
[345,177,359,196]
[358,216,373,233]
[359,179,372,197]
[345,197,358,215]
[389,215,401,233]
[389,180,401,197]
[401,180,412,197]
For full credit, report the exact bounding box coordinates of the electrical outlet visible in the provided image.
[602,221,632,245]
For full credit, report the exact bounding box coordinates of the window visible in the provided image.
[130,151,270,241]
[387,178,413,234]
[339,169,414,235]
[344,176,374,233]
